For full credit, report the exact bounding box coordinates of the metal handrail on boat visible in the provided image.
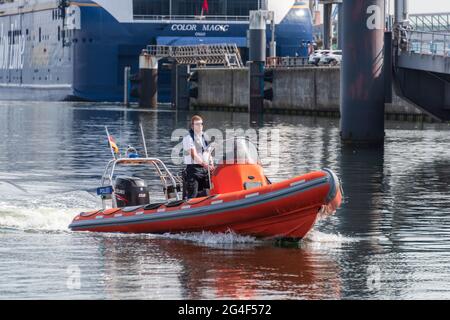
[100,158,182,210]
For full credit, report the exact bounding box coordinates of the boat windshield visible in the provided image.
[210,137,260,165]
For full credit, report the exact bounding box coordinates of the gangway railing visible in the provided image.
[406,31,450,56]
[145,44,244,68]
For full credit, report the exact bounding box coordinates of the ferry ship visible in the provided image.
[0,0,313,102]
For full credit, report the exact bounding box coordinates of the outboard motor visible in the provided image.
[114,176,149,208]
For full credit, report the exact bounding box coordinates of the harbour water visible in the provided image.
[1,101,450,299]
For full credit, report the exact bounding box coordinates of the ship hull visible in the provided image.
[0,1,313,102]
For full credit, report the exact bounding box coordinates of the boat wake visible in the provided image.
[157,231,263,247]
[0,191,99,232]
[301,229,358,250]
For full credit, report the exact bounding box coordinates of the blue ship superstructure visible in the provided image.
[0,0,313,102]
[276,1,314,57]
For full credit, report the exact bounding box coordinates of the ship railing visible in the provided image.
[133,15,249,22]
[406,30,450,57]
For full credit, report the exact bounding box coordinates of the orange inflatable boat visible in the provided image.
[69,138,343,240]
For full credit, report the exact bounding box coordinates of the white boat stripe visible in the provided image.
[181,205,191,209]
[114,214,123,218]
[211,200,223,205]
[245,193,259,198]
[95,216,104,219]
[157,208,166,213]
[135,211,144,215]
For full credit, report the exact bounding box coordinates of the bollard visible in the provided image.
[138,51,158,108]
[340,0,386,145]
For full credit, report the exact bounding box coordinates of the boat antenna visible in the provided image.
[140,122,149,158]
[105,126,117,160]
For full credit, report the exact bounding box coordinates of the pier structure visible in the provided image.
[393,2,450,121]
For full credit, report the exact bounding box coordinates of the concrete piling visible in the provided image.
[248,10,268,117]
[123,66,131,107]
[138,51,158,108]
[174,64,190,111]
[340,0,386,144]
[323,3,333,50]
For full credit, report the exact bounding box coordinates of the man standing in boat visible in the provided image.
[183,115,214,199]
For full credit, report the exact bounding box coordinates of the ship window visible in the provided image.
[58,26,60,41]
[170,0,258,16]
[132,0,258,16]
[226,0,259,16]
[39,28,41,42]
[133,0,169,16]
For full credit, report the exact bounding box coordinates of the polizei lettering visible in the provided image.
[0,22,26,70]
[171,24,229,32]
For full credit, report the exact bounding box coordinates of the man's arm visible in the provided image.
[190,148,207,167]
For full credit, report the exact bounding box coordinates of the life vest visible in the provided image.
[189,129,209,153]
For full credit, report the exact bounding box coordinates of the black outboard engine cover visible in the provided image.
[115,176,149,208]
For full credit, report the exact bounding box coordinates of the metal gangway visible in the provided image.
[409,13,450,33]
[145,44,244,68]
[394,25,450,121]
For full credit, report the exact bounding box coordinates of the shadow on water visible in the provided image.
[338,145,386,237]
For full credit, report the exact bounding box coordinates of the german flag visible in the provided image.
[108,136,119,154]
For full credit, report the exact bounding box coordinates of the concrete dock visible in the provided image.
[191,67,431,121]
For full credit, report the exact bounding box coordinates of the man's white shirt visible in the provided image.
[183,133,209,165]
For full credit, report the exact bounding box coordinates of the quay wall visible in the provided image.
[193,67,425,119]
